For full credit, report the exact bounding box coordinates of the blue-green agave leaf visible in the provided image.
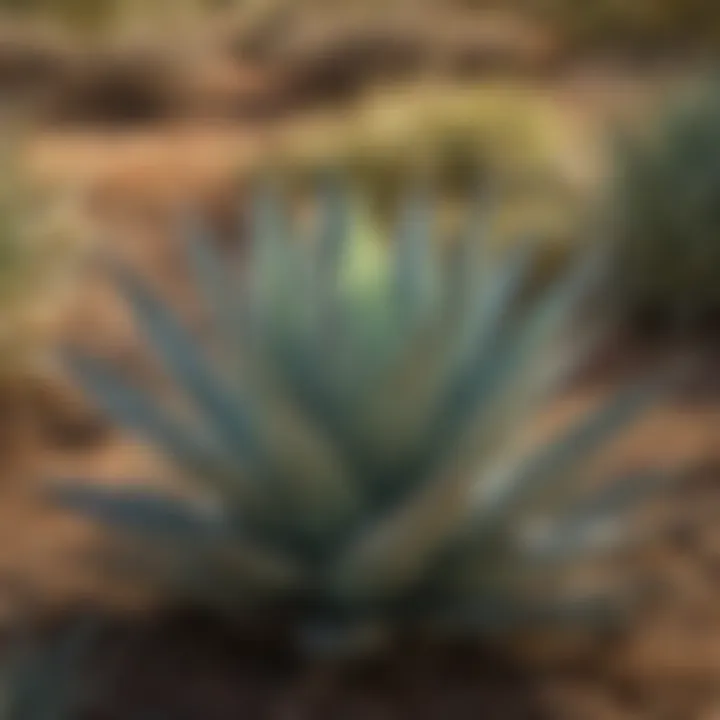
[441,246,601,461]
[316,171,351,292]
[523,470,677,563]
[180,213,243,364]
[474,375,671,532]
[432,592,629,634]
[401,242,536,482]
[308,174,354,356]
[248,182,293,325]
[392,188,438,328]
[112,264,266,472]
[51,484,228,539]
[357,240,533,467]
[64,352,237,490]
[330,461,478,602]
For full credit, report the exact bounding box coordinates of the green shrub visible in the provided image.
[56,182,670,649]
[608,78,720,326]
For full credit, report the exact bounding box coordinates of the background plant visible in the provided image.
[261,84,592,280]
[606,77,720,328]
[0,0,242,34]
[533,0,720,48]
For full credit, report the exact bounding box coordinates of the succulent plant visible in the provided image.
[56,181,670,646]
[608,77,720,327]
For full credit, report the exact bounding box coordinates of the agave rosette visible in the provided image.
[56,182,670,640]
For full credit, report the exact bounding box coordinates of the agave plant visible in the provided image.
[56,181,671,646]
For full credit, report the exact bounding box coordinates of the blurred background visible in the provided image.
[0,1,719,718]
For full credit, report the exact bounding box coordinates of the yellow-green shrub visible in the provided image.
[0,0,236,34]
[259,83,592,277]
[0,145,89,392]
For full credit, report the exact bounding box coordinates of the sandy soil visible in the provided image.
[1,55,718,717]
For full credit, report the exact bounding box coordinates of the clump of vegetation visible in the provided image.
[0,0,236,34]
[0,142,93,466]
[0,0,132,34]
[607,78,720,328]
[262,84,590,275]
[535,0,720,48]
[0,148,88,393]
[57,182,671,650]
